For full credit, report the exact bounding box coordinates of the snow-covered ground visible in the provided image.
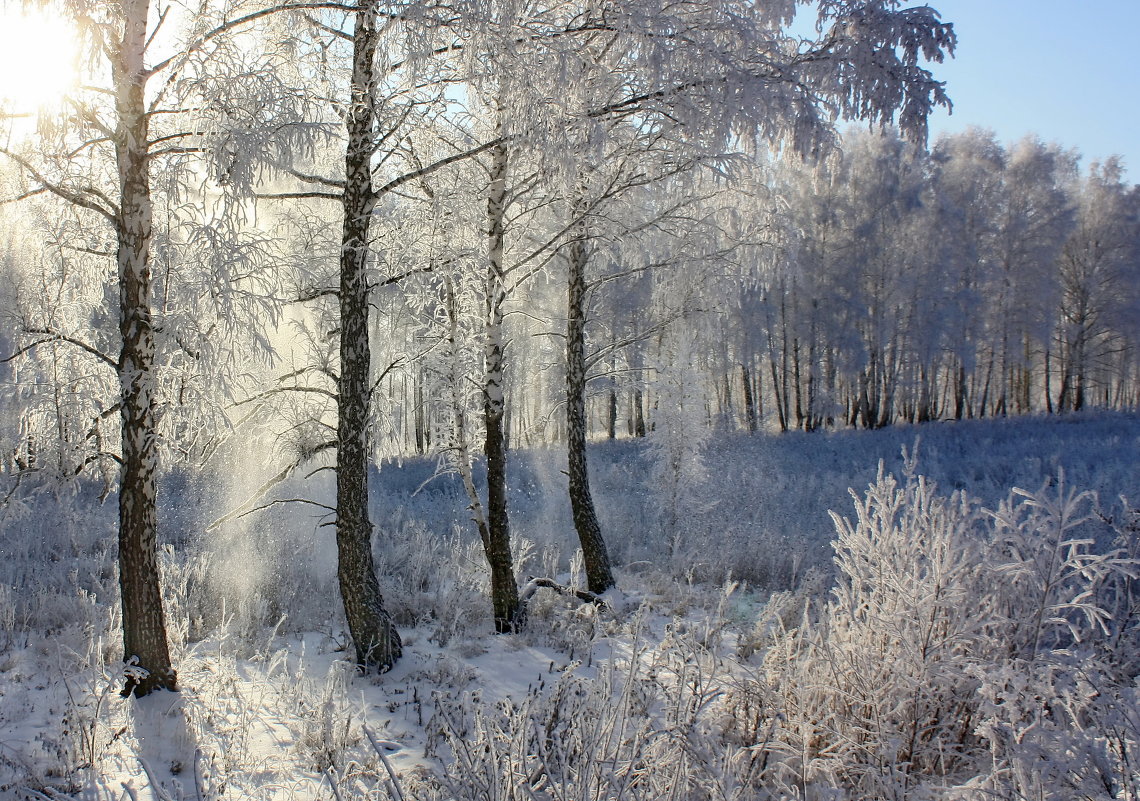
[1,413,1138,799]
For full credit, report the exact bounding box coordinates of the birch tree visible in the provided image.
[1056,159,1140,412]
[256,1,511,649]
[530,0,955,587]
[0,0,322,695]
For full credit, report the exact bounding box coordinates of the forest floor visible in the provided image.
[1,412,1138,799]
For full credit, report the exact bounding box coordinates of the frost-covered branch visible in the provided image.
[9,329,119,371]
[0,147,119,223]
[144,1,360,78]
[373,136,509,199]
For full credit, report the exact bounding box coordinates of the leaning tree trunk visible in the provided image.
[482,138,521,632]
[114,0,175,698]
[565,234,615,595]
[334,0,400,671]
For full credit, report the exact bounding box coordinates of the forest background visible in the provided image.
[0,0,1138,799]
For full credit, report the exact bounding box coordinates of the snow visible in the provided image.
[1,414,1139,798]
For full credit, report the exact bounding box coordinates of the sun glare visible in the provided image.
[0,5,80,115]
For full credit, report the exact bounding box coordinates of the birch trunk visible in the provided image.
[483,139,521,632]
[565,234,615,595]
[335,0,400,671]
[114,0,175,697]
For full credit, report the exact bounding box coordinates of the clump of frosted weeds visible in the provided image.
[423,620,774,801]
[288,661,363,774]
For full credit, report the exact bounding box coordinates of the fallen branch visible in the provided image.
[520,577,608,607]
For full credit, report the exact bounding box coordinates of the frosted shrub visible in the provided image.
[963,657,1140,801]
[1100,502,1140,676]
[987,473,1124,656]
[960,478,1139,801]
[758,468,1140,800]
[373,518,491,645]
[760,468,990,797]
[291,662,361,774]
[518,585,606,659]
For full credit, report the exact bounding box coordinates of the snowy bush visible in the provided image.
[755,467,1140,800]
[758,467,990,796]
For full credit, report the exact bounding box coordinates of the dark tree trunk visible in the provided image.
[916,364,932,423]
[742,363,757,434]
[114,0,175,698]
[565,235,615,595]
[483,139,521,632]
[413,365,428,453]
[954,363,966,420]
[770,357,787,432]
[1045,348,1054,414]
[792,337,804,430]
[633,388,646,437]
[606,388,617,440]
[335,0,400,672]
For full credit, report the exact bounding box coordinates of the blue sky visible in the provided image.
[925,0,1138,181]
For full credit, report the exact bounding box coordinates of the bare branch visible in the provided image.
[298,11,352,41]
[274,165,346,189]
[369,357,404,398]
[256,191,343,201]
[144,5,171,54]
[0,187,48,205]
[374,264,433,288]
[520,577,607,607]
[585,313,683,372]
[294,286,340,303]
[232,385,338,407]
[237,498,336,519]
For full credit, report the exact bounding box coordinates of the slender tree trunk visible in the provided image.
[483,139,521,632]
[720,362,733,429]
[1044,347,1054,414]
[805,336,818,431]
[1073,328,1087,411]
[114,0,174,698]
[335,0,400,672]
[916,364,931,423]
[769,357,787,432]
[606,388,617,439]
[565,233,616,595]
[633,388,646,437]
[742,363,757,434]
[1019,334,1032,413]
[792,337,804,430]
[444,278,494,561]
[413,363,427,453]
[979,354,993,418]
[779,297,791,431]
[954,362,966,420]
